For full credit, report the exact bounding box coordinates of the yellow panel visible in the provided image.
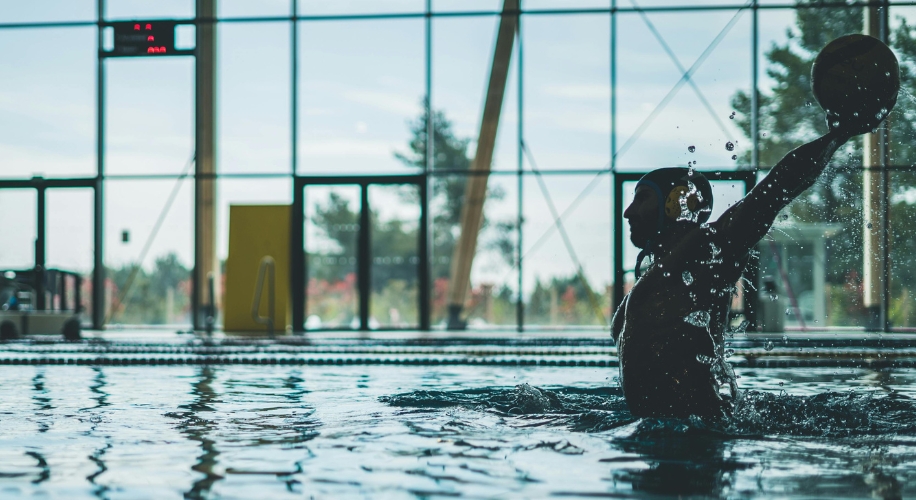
[224,205,291,332]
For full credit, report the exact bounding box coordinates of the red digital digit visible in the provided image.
[134,24,140,31]
[148,35,154,41]
[145,23,152,30]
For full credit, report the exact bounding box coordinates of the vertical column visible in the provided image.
[93,0,106,329]
[421,0,432,330]
[194,0,218,330]
[515,1,524,332]
[863,3,889,331]
[35,186,46,311]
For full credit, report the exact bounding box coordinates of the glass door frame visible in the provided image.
[292,175,429,332]
[0,176,96,319]
[612,170,759,328]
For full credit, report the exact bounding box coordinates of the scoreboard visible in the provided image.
[104,21,194,58]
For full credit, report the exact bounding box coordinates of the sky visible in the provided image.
[0,0,895,304]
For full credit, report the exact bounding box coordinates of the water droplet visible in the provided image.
[709,242,721,257]
[731,155,737,160]
[734,320,749,335]
[867,222,873,229]
[682,270,694,286]
[764,341,774,351]
[663,272,670,277]
[688,145,696,153]
[886,71,891,77]
[684,311,711,328]
[832,120,840,128]
[90,415,102,424]
[696,354,716,365]
[724,349,735,357]
[786,308,792,315]
[805,101,812,107]
[782,335,788,341]
[725,141,735,151]
[852,112,859,118]
[778,381,784,387]
[762,132,767,137]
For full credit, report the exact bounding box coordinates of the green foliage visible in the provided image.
[525,275,609,326]
[108,252,191,325]
[730,0,916,326]
[395,99,514,280]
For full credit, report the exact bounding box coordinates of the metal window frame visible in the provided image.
[0,0,904,332]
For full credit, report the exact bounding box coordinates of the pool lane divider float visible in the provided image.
[2,347,916,368]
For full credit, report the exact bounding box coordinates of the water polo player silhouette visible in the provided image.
[612,34,899,418]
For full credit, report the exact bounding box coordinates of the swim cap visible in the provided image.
[633,168,714,278]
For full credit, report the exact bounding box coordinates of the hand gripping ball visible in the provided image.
[811,34,900,125]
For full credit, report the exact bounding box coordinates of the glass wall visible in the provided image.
[1,0,912,332]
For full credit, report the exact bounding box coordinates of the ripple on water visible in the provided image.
[382,383,916,439]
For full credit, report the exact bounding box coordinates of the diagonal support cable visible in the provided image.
[613,3,749,163]
[522,141,608,327]
[107,152,196,324]
[488,2,750,310]
[513,3,749,271]
[631,0,733,141]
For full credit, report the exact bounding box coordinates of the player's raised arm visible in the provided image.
[714,130,850,256]
[716,34,899,258]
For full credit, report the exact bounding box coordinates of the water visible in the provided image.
[1,364,915,498]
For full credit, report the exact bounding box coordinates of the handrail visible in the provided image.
[251,256,276,338]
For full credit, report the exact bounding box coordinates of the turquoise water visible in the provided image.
[1,363,914,498]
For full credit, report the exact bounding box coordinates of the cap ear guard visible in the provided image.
[664,185,699,221]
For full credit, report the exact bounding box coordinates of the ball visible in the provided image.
[811,34,900,125]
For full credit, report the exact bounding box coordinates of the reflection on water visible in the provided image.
[0,365,914,498]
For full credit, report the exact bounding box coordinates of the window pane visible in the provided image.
[432,15,519,172]
[616,0,742,7]
[523,0,608,10]
[523,173,610,328]
[0,28,95,178]
[298,19,424,174]
[523,14,609,171]
[756,5,862,167]
[105,178,193,326]
[297,0,423,15]
[432,0,500,12]
[0,0,94,23]
[890,169,916,329]
[219,22,291,174]
[220,0,290,18]
[106,0,194,20]
[46,189,94,322]
[615,9,751,171]
[304,184,361,329]
[369,184,420,329]
[888,6,916,330]
[107,58,194,175]
[430,174,518,328]
[0,190,37,269]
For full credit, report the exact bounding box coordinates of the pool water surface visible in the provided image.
[1,363,914,498]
